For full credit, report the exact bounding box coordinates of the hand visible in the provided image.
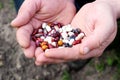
[11,0,76,59]
[38,1,117,65]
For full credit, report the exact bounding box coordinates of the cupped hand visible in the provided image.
[39,1,117,65]
[11,0,76,59]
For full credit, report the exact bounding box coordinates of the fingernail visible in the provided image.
[83,47,89,54]
[11,18,19,27]
[44,49,50,57]
[11,18,17,24]
[35,61,42,66]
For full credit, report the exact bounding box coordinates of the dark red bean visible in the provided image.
[53,37,60,42]
[48,44,54,49]
[72,40,81,45]
[31,36,37,41]
[51,31,60,38]
[36,40,40,47]
[37,38,43,42]
[51,33,57,38]
[32,29,38,35]
[56,23,62,28]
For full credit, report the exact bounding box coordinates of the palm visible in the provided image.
[11,0,76,58]
[71,2,117,58]
[31,0,76,25]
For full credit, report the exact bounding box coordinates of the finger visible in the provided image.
[79,21,116,54]
[79,30,116,59]
[44,46,81,60]
[77,49,103,60]
[35,47,43,58]
[11,0,41,27]
[36,53,65,65]
[35,61,43,66]
[23,41,36,58]
[16,24,33,48]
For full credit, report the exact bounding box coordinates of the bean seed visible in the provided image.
[31,22,85,51]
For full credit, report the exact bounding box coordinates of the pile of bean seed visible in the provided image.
[31,22,85,51]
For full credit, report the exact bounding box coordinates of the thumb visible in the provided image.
[11,0,40,27]
[79,24,115,54]
[80,34,100,54]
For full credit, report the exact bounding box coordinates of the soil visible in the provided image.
[0,0,119,80]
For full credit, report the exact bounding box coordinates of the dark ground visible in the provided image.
[0,0,120,80]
